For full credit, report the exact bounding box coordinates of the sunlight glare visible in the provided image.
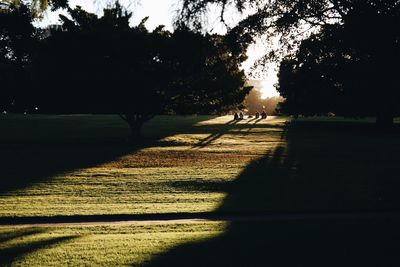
[260,78,280,98]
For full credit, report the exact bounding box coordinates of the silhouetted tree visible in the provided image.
[3,0,69,13]
[276,2,400,127]
[161,27,251,115]
[0,3,37,112]
[32,3,250,136]
[276,43,343,117]
[179,0,400,127]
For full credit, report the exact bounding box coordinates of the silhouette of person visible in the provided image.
[261,111,267,119]
[239,112,244,120]
[255,112,260,119]
[234,112,239,120]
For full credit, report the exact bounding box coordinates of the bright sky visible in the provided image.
[38,0,280,98]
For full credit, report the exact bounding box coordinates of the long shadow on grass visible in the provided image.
[0,142,142,194]
[145,119,400,266]
[192,118,275,148]
[0,115,213,194]
[0,228,77,265]
[193,119,240,148]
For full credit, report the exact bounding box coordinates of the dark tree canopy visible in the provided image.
[276,1,400,127]
[179,0,400,127]
[3,0,69,13]
[1,2,251,136]
[161,27,251,115]
[0,3,36,112]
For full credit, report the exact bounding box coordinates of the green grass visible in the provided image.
[0,222,227,266]
[0,114,286,217]
[2,114,400,266]
[2,114,400,215]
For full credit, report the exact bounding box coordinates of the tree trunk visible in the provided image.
[119,113,154,139]
[129,123,142,139]
[376,112,394,129]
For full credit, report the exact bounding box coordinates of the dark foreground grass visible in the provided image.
[148,219,400,267]
[219,118,400,213]
[146,118,400,267]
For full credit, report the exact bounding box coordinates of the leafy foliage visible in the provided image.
[179,0,400,126]
[0,3,36,112]
[276,1,400,125]
[1,2,251,134]
[3,0,69,13]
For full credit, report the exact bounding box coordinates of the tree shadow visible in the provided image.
[193,120,240,148]
[0,228,44,244]
[145,219,400,266]
[0,228,77,266]
[0,115,212,194]
[246,117,259,123]
[244,118,265,133]
[1,142,140,194]
[144,119,400,266]
[192,118,274,148]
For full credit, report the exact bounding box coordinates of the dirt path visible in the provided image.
[1,211,400,228]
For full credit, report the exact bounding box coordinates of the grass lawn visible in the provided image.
[0,114,285,217]
[0,222,227,266]
[1,114,400,266]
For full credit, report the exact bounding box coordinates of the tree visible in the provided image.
[0,3,37,112]
[161,27,251,115]
[3,0,69,13]
[276,2,400,127]
[178,0,400,127]
[32,3,250,136]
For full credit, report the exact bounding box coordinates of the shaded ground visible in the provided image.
[0,115,134,194]
[146,118,400,267]
[147,219,400,267]
[0,114,213,194]
[1,211,400,227]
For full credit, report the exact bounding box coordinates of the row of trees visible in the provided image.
[4,0,399,128]
[179,0,400,128]
[0,2,252,135]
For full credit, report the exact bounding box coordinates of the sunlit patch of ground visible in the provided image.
[0,222,227,266]
[0,115,286,217]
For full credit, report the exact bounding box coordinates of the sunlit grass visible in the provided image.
[0,222,227,266]
[0,115,286,217]
[2,115,400,266]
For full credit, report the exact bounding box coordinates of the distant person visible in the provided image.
[255,112,260,119]
[261,111,267,119]
[234,112,239,120]
[239,112,244,120]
